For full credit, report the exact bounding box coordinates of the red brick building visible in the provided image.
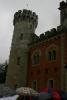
[27,1,67,92]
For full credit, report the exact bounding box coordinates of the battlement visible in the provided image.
[31,26,67,43]
[59,1,67,10]
[38,26,67,41]
[13,9,38,28]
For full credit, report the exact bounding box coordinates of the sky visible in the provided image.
[0,0,66,63]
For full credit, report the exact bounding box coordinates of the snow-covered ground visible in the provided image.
[0,95,19,100]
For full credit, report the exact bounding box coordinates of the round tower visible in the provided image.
[6,9,38,89]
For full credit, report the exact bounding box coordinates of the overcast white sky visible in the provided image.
[0,0,66,63]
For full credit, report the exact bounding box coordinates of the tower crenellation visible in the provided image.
[59,1,67,10]
[13,9,38,28]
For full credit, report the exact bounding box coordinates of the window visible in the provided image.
[33,53,40,65]
[17,57,21,65]
[48,50,56,61]
[48,51,51,61]
[48,79,54,88]
[52,50,56,60]
[32,80,37,90]
[20,34,23,40]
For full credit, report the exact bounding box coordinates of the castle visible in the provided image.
[6,1,67,92]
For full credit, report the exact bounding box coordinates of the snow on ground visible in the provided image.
[0,95,19,100]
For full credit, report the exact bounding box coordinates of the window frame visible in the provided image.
[45,44,57,62]
[47,49,56,61]
[48,79,54,88]
[52,50,56,60]
[32,50,41,65]
[32,80,37,90]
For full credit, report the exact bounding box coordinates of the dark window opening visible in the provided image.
[48,80,53,88]
[48,50,56,61]
[52,50,56,60]
[17,57,21,65]
[20,34,23,40]
[32,80,37,90]
[48,51,51,61]
[36,54,40,64]
[34,55,36,64]
[33,53,40,64]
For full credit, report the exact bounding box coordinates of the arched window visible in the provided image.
[48,51,52,61]
[52,50,56,60]
[32,51,41,65]
[33,54,39,64]
[48,50,56,61]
